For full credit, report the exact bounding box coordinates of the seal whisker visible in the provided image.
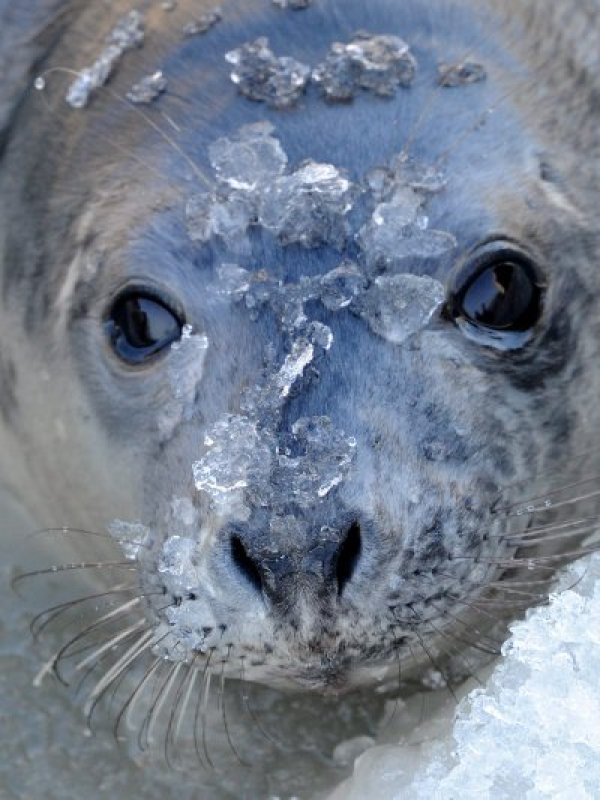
[113,648,166,743]
[200,657,215,769]
[73,619,147,673]
[493,475,600,516]
[379,635,404,732]
[219,649,249,767]
[72,620,156,702]
[164,660,194,769]
[51,597,143,685]
[448,594,508,626]
[455,544,600,569]
[171,656,202,759]
[192,652,210,769]
[238,656,292,753]
[12,561,136,593]
[30,583,137,640]
[492,514,600,541]
[423,618,485,687]
[83,628,156,727]
[506,526,600,548]
[144,660,182,757]
[35,67,212,190]
[400,22,523,161]
[406,607,458,700]
[429,602,502,656]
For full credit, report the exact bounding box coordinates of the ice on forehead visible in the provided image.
[182,122,449,525]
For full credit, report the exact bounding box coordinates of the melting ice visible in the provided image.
[66,10,145,108]
[126,71,167,104]
[225,37,311,108]
[313,33,417,101]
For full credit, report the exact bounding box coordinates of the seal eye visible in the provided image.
[450,251,544,348]
[106,292,183,364]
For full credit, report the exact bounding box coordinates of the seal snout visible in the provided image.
[227,518,363,606]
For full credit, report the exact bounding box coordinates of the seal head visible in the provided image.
[2,0,600,695]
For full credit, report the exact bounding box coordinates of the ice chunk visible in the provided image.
[225,37,311,109]
[66,10,145,108]
[273,0,313,8]
[358,274,445,345]
[169,325,209,401]
[214,263,252,297]
[365,158,447,202]
[330,551,600,800]
[157,325,209,437]
[158,535,197,578]
[186,191,254,253]
[313,33,417,102]
[208,122,288,191]
[259,161,356,247]
[389,156,448,194]
[320,261,367,310]
[277,338,315,398]
[108,520,151,560]
[273,417,357,508]
[182,8,222,36]
[438,61,487,87]
[192,415,273,513]
[358,188,456,269]
[170,496,199,528]
[157,536,202,595]
[106,10,145,49]
[126,71,167,104]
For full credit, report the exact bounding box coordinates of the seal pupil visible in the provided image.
[460,260,540,332]
[107,293,183,363]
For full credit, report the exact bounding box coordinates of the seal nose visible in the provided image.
[229,520,362,601]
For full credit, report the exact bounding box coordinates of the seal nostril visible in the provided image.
[230,535,263,594]
[336,522,362,596]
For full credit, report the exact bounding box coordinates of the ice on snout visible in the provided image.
[225,37,311,109]
[158,536,197,580]
[277,339,315,399]
[66,10,145,108]
[108,520,151,560]
[358,274,446,345]
[192,415,273,516]
[313,33,417,102]
[273,417,357,509]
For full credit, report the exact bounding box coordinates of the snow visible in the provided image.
[329,552,600,800]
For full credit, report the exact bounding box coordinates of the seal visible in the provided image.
[1,0,600,776]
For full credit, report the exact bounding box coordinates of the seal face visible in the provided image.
[1,0,600,747]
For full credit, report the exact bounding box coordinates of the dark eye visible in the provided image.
[450,251,544,348]
[105,291,183,364]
